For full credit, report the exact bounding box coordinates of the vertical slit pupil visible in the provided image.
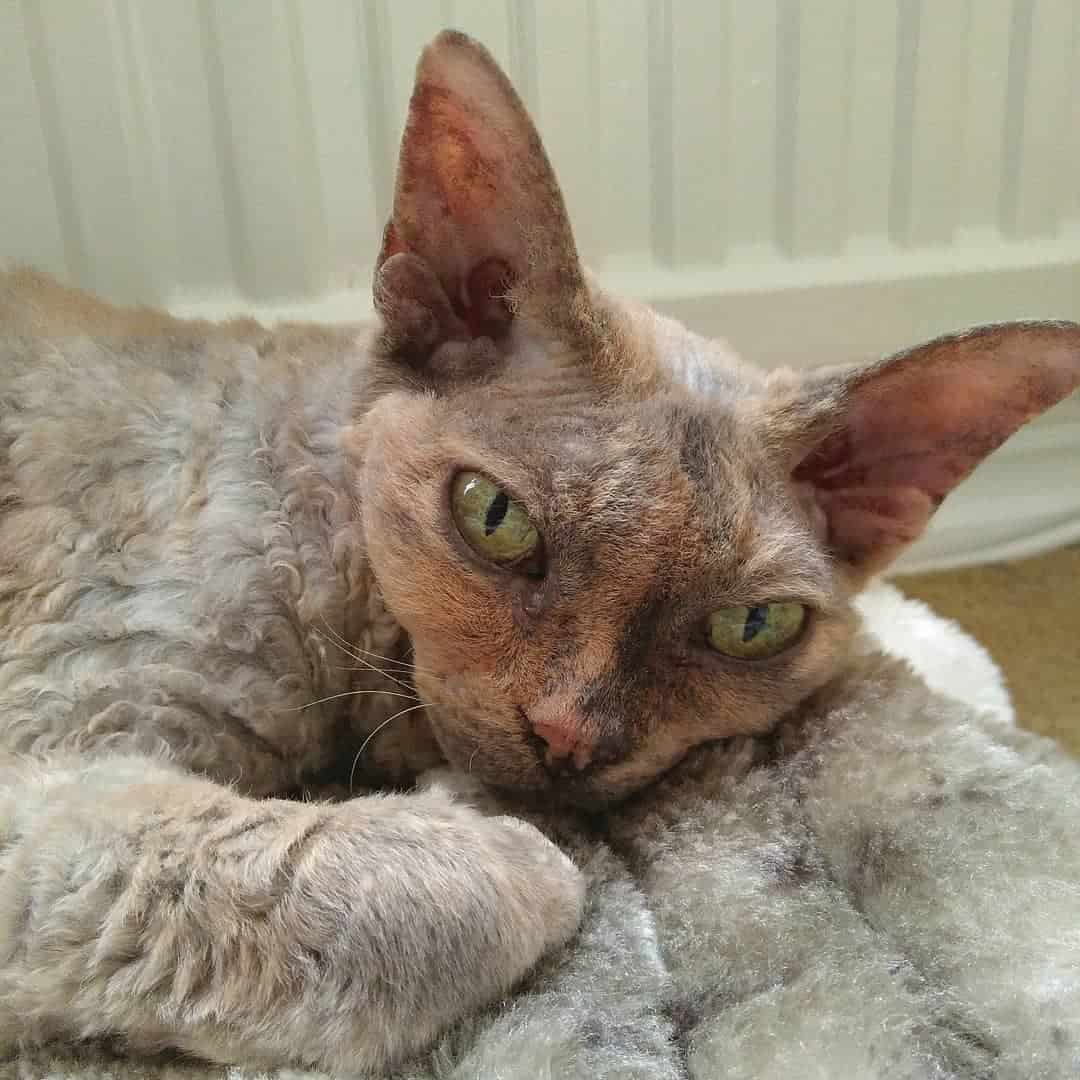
[743,606,769,642]
[484,490,510,535]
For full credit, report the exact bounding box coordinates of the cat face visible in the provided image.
[360,342,857,806]
[356,32,1080,807]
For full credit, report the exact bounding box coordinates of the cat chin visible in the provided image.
[488,781,630,814]
[428,723,620,809]
[472,767,643,812]
[432,728,685,811]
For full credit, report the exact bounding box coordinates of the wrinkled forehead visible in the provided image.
[456,387,831,601]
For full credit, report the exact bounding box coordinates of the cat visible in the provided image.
[1,27,1078,1076]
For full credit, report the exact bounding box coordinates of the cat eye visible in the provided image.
[706,602,807,660]
[450,471,541,570]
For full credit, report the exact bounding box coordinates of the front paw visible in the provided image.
[476,812,587,952]
[419,764,493,806]
[264,793,585,1073]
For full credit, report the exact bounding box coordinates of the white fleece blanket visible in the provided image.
[15,582,1080,1080]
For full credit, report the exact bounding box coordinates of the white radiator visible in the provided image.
[3,0,1080,571]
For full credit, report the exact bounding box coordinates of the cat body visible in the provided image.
[0,271,586,1069]
[0,283,387,790]
[1,30,1079,1075]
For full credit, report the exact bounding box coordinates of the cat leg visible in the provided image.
[0,752,584,1074]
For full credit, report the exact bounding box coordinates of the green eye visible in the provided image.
[451,471,541,568]
[707,602,807,660]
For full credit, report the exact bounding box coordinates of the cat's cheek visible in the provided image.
[420,700,545,794]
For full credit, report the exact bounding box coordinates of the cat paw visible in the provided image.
[336,790,585,979]
[477,812,587,952]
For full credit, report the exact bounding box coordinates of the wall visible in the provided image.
[3,0,1079,571]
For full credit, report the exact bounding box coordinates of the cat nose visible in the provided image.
[528,708,595,772]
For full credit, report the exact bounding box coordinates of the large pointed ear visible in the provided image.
[767,322,1080,578]
[373,30,585,374]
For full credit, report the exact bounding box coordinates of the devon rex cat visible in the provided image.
[1,29,1078,1077]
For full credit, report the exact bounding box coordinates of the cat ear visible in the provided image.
[768,322,1080,576]
[373,30,584,373]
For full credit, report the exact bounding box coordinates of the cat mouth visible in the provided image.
[420,692,657,808]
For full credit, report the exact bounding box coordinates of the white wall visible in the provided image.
[3,1,1080,571]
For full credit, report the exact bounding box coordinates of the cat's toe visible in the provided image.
[484,815,587,953]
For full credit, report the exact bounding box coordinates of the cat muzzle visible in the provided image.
[526,706,595,772]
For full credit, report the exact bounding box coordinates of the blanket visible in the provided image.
[12,582,1080,1080]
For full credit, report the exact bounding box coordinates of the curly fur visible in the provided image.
[2,28,1080,1080]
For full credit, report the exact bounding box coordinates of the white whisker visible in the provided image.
[314,620,445,683]
[289,689,419,712]
[349,645,443,682]
[349,702,437,793]
[320,638,415,672]
[351,649,420,674]
[314,625,416,694]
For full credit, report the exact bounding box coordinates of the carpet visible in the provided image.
[899,544,1080,757]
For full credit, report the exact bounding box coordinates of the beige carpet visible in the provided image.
[898,544,1080,758]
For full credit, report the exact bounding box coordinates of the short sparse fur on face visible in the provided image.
[359,353,855,807]
[1,27,1079,1077]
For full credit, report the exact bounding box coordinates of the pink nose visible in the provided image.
[530,712,594,771]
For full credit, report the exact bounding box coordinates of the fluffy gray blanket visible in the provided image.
[14,584,1080,1080]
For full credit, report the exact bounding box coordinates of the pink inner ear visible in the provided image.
[793,397,999,502]
[790,322,1080,571]
[793,388,1019,569]
[796,480,937,568]
[380,61,529,341]
[375,81,521,342]
[375,32,582,357]
[461,257,514,339]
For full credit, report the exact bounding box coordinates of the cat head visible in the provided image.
[357,30,1080,808]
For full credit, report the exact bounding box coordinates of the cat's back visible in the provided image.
[0,270,372,524]
[1,271,270,539]
[0,267,373,393]
[0,270,383,780]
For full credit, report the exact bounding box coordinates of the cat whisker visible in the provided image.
[289,689,420,711]
[314,620,446,685]
[314,620,444,680]
[347,644,444,682]
[324,652,412,669]
[345,643,416,669]
[321,639,415,672]
[326,663,413,675]
[327,651,439,679]
[314,625,417,695]
[314,618,394,663]
[348,702,437,793]
[326,663,447,689]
